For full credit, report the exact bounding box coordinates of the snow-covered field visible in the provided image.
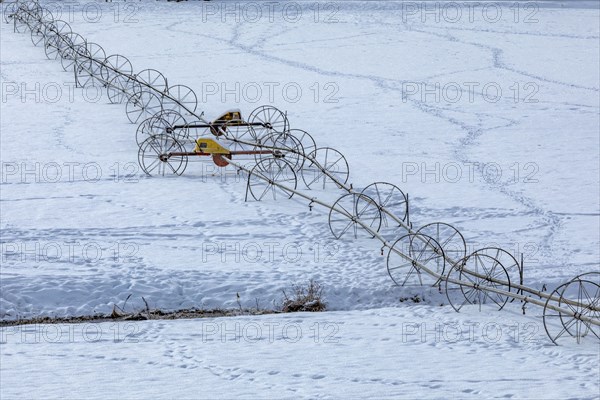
[1,1,599,398]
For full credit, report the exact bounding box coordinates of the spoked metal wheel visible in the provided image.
[13,2,39,32]
[254,132,304,172]
[14,14,31,33]
[44,34,61,60]
[248,105,289,141]
[54,34,72,59]
[543,278,600,345]
[152,110,188,140]
[59,33,86,71]
[107,75,137,104]
[13,15,30,33]
[138,134,188,176]
[75,42,106,87]
[247,159,297,201]
[22,1,43,17]
[415,222,466,268]
[126,90,163,124]
[61,43,87,72]
[559,276,600,338]
[136,116,168,146]
[134,68,168,94]
[37,6,55,25]
[328,193,381,240]
[55,31,79,59]
[3,2,19,24]
[445,253,511,312]
[42,18,58,37]
[220,120,254,152]
[136,111,187,144]
[178,120,210,142]
[14,3,42,32]
[287,129,316,158]
[162,84,198,116]
[472,247,522,295]
[360,182,409,227]
[100,54,133,83]
[43,19,71,45]
[387,233,446,287]
[301,147,349,190]
[29,18,47,46]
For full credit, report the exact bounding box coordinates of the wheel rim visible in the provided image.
[138,134,188,176]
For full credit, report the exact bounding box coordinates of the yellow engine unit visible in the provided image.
[210,109,244,136]
[194,138,231,155]
[212,109,243,124]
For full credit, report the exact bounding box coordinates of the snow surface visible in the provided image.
[1,0,599,398]
[2,307,599,399]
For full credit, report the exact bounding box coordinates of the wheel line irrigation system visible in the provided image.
[5,0,600,345]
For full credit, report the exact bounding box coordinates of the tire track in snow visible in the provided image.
[410,26,599,93]
[420,24,600,41]
[402,26,575,263]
